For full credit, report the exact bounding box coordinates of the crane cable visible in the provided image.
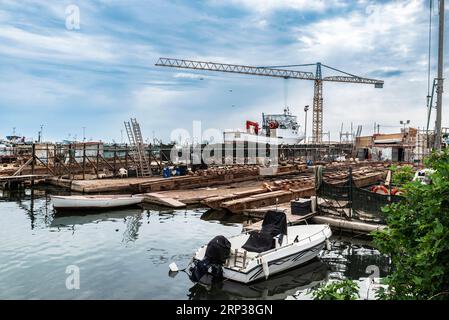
[283,78,289,110]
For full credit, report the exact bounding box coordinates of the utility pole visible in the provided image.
[435,0,445,150]
[304,105,309,143]
[82,127,86,142]
[38,124,43,143]
[400,120,410,131]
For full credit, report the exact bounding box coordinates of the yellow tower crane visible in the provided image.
[156,58,384,143]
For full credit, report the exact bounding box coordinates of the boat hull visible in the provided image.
[224,131,305,145]
[51,195,143,211]
[221,242,325,284]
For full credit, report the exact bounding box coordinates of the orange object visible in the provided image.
[371,185,389,195]
[269,121,279,129]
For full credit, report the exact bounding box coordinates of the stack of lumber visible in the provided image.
[131,164,304,193]
[323,166,388,187]
[201,186,276,209]
[269,177,314,190]
[220,187,315,214]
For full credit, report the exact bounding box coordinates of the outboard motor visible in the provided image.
[189,235,231,283]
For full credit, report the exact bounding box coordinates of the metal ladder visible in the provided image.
[231,249,247,268]
[124,119,151,176]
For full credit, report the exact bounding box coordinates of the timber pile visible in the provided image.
[323,166,388,187]
[132,164,304,193]
[220,187,315,213]
[269,176,314,190]
[201,186,276,209]
[200,176,313,210]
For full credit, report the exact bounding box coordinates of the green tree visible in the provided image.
[312,279,360,300]
[373,150,449,300]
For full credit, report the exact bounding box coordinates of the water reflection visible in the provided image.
[322,237,390,280]
[0,187,391,299]
[121,214,142,243]
[0,187,69,230]
[49,208,145,243]
[201,209,255,225]
[188,259,329,300]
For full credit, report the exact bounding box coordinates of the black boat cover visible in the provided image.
[205,235,231,265]
[261,210,288,236]
[242,210,287,253]
[189,235,231,283]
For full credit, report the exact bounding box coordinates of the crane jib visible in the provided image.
[155,57,384,143]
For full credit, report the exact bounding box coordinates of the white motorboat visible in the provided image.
[188,211,331,284]
[51,194,144,211]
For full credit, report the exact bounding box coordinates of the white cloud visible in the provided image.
[0,26,118,63]
[293,0,424,61]
[173,73,209,79]
[213,0,347,13]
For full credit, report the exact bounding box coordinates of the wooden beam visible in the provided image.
[12,157,33,176]
[34,156,55,175]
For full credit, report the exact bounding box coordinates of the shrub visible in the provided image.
[373,150,449,300]
[312,279,360,300]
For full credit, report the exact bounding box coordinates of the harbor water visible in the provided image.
[0,188,390,300]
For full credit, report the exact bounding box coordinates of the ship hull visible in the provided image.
[224,131,305,145]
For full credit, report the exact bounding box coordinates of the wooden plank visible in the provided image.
[143,193,187,208]
[12,158,33,176]
[131,166,304,193]
[201,187,270,209]
[0,174,50,182]
[220,187,315,213]
[46,177,72,189]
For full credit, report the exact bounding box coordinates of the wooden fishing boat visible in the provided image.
[51,194,144,211]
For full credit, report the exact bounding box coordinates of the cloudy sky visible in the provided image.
[0,0,447,143]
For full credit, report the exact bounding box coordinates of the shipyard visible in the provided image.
[0,0,448,308]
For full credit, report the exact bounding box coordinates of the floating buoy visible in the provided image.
[169,262,179,272]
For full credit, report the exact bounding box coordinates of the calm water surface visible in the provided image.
[0,188,390,300]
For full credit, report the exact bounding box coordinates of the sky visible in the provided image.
[0,0,447,143]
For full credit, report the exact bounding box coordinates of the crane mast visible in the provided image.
[156,58,384,143]
[313,63,323,143]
